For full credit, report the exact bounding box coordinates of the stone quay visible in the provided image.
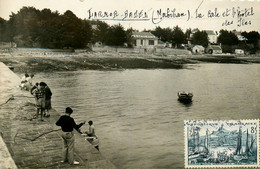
[0,62,117,169]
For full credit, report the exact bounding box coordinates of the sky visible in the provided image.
[0,0,260,32]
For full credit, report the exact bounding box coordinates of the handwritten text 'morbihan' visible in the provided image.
[87,7,254,28]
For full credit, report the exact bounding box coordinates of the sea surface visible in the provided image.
[32,63,260,169]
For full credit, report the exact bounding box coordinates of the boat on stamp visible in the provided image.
[178,91,193,103]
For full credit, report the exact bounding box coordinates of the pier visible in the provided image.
[0,62,116,169]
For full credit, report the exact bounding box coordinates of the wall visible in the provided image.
[155,48,192,56]
[135,39,158,48]
[92,46,191,56]
[9,48,75,56]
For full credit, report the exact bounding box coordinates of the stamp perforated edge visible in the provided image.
[184,119,260,168]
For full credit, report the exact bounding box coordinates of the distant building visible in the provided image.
[191,28,199,35]
[235,49,244,55]
[156,40,166,48]
[192,45,204,54]
[205,30,218,44]
[232,30,247,41]
[205,45,222,54]
[165,41,172,48]
[189,29,218,45]
[188,29,199,44]
[132,32,158,48]
[0,42,17,49]
[90,20,99,30]
[156,40,172,48]
[91,24,98,30]
[94,41,102,47]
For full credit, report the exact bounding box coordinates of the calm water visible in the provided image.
[33,63,260,169]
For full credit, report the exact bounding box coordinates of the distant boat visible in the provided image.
[178,91,193,102]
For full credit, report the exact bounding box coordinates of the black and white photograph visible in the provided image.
[0,0,259,168]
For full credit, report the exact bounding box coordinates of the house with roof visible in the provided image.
[131,32,159,48]
[0,42,17,49]
[205,30,218,44]
[191,28,199,35]
[192,45,204,54]
[232,30,247,41]
[156,40,172,48]
[189,29,218,45]
[235,49,245,55]
[205,45,222,54]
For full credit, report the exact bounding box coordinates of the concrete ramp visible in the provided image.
[0,62,117,169]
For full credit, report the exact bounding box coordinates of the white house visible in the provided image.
[189,29,218,45]
[206,45,222,54]
[232,31,247,41]
[235,49,244,55]
[205,30,218,44]
[132,32,158,48]
[192,45,204,54]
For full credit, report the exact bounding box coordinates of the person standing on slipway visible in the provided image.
[42,82,52,117]
[56,107,86,165]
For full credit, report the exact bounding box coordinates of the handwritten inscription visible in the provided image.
[87,0,255,28]
[87,8,119,19]
[123,10,149,20]
[208,8,220,18]
[152,8,188,24]
[235,7,254,27]
[87,8,150,21]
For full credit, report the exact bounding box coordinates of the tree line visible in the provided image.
[0,7,129,49]
[0,7,259,53]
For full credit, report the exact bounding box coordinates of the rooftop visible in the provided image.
[132,32,158,39]
[211,45,222,50]
[205,30,217,36]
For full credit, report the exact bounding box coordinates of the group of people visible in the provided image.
[19,73,34,90]
[30,82,52,121]
[20,74,99,165]
[19,73,52,121]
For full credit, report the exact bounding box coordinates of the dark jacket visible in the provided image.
[56,115,84,133]
[45,86,52,100]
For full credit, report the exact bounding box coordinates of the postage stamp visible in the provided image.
[184,120,259,168]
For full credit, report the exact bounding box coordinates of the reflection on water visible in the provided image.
[178,100,193,108]
[33,64,260,169]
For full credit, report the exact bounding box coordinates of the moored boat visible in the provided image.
[178,91,193,102]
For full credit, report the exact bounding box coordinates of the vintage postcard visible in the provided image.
[184,120,259,168]
[0,0,260,169]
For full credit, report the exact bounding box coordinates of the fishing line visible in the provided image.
[14,129,61,143]
[0,95,34,107]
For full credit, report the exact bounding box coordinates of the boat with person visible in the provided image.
[178,91,193,103]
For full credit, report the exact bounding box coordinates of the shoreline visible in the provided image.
[0,48,259,73]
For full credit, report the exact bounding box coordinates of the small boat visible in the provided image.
[82,134,100,151]
[178,91,193,102]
